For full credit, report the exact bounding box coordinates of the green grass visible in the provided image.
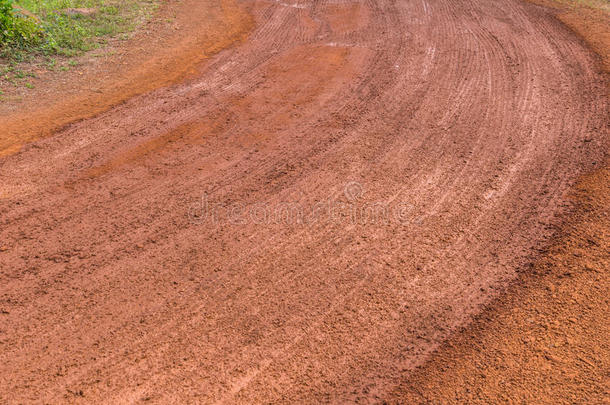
[2,0,157,59]
[0,0,157,91]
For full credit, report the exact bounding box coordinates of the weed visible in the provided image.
[0,0,44,52]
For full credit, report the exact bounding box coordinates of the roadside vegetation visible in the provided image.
[1,0,157,93]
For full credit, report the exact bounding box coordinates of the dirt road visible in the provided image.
[0,0,608,403]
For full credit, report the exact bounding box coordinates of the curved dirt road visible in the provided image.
[0,0,608,403]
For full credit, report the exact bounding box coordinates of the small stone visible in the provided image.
[545,354,561,363]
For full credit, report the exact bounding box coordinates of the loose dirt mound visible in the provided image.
[0,0,607,403]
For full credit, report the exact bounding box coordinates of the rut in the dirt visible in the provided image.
[0,0,608,402]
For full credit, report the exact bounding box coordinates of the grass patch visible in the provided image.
[1,0,157,59]
[1,0,157,91]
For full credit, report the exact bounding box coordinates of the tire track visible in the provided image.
[0,0,607,402]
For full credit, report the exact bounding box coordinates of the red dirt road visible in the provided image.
[0,0,608,403]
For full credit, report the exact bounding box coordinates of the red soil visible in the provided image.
[388,164,609,404]
[0,0,608,402]
[390,1,610,402]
